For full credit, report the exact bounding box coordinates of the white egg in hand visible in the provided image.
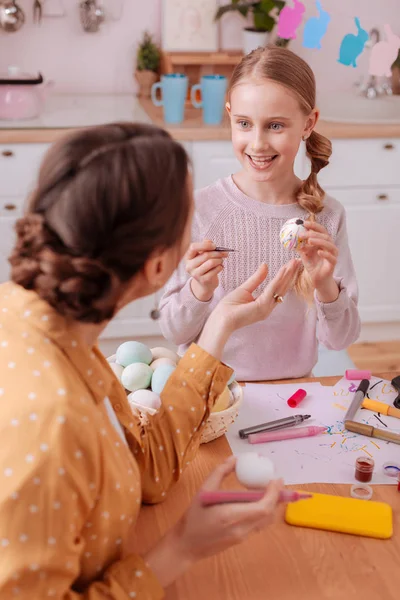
[235,453,275,489]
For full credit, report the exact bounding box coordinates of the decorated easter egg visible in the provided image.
[116,341,152,368]
[211,387,232,413]
[151,364,176,394]
[150,346,179,364]
[128,389,161,411]
[109,362,124,381]
[150,357,176,371]
[279,218,307,251]
[121,362,153,392]
[235,453,275,489]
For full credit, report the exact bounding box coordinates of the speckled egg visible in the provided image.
[116,341,152,368]
[150,357,176,371]
[151,364,176,394]
[121,362,153,392]
[109,362,124,381]
[150,346,179,364]
[127,389,161,411]
[280,218,307,251]
[235,453,275,489]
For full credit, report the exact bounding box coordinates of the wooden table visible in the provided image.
[135,374,400,600]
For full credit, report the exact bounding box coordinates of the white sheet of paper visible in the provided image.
[226,378,400,484]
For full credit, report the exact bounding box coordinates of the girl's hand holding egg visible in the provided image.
[299,220,340,302]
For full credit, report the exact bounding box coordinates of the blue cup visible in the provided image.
[190,75,227,125]
[151,74,188,124]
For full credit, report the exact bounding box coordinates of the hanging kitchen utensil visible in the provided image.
[0,1,25,32]
[79,0,105,33]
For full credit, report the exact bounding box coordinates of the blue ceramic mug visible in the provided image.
[190,75,227,125]
[151,74,188,124]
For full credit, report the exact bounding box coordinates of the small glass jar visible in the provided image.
[355,456,374,483]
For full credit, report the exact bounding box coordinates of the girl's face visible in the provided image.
[227,79,317,183]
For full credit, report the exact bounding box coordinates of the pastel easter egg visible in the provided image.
[235,453,275,489]
[150,357,176,371]
[151,364,176,394]
[116,341,152,368]
[109,362,124,381]
[127,389,161,411]
[121,362,153,392]
[279,218,307,251]
[150,346,179,364]
[211,387,232,413]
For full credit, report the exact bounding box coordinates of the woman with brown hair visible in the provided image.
[159,45,360,382]
[0,122,299,598]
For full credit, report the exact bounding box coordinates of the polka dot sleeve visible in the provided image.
[119,344,232,504]
[0,405,164,599]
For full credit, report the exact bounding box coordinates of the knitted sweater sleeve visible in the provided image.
[315,205,361,350]
[158,212,214,346]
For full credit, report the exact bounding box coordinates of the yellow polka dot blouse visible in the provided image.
[0,282,231,598]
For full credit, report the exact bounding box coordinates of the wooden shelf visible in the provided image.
[161,51,243,69]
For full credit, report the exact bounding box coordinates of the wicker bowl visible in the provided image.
[106,354,243,444]
[200,382,243,444]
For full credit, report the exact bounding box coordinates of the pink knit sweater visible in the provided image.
[159,176,360,381]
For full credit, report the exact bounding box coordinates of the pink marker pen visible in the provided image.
[248,425,327,444]
[199,490,312,506]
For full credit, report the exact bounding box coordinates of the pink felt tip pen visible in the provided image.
[248,425,327,444]
[199,490,313,506]
[345,369,371,381]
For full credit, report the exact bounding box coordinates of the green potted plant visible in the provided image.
[215,1,288,54]
[135,31,161,98]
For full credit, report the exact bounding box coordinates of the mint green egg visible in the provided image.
[151,364,176,394]
[121,363,153,392]
[116,341,152,367]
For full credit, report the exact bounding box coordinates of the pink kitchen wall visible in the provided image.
[0,0,398,95]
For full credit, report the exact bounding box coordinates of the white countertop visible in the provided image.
[0,95,152,129]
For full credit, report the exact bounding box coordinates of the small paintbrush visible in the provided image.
[214,247,236,252]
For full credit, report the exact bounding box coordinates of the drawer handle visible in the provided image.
[377,194,389,201]
[383,143,395,150]
[1,150,14,158]
[4,203,16,211]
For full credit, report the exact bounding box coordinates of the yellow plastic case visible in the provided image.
[285,492,393,539]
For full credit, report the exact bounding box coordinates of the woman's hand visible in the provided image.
[300,221,340,303]
[197,259,300,359]
[144,456,283,587]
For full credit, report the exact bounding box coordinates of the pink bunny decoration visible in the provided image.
[369,25,400,77]
[277,0,306,40]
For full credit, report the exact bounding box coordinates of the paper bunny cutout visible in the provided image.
[277,0,306,40]
[303,1,331,50]
[338,17,369,67]
[369,25,400,77]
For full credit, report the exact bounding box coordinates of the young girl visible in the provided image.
[159,46,360,381]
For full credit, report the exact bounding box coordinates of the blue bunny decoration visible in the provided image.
[303,1,331,50]
[338,17,369,67]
